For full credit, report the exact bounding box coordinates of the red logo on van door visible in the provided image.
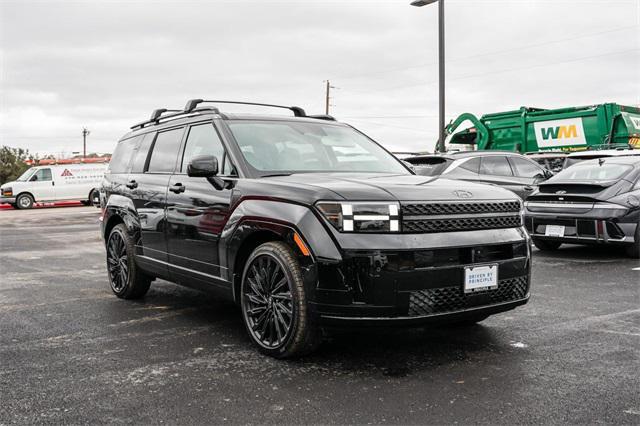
[61,169,73,177]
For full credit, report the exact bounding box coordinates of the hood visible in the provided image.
[259,173,519,203]
[0,180,17,190]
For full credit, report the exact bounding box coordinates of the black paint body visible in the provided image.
[100,111,531,325]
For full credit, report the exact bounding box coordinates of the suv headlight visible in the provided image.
[1,187,12,197]
[316,201,400,233]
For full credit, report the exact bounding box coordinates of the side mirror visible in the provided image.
[30,175,38,182]
[187,155,218,178]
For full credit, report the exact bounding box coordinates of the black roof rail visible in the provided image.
[307,114,336,121]
[130,106,223,130]
[184,99,306,117]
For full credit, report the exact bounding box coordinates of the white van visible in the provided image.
[0,163,108,209]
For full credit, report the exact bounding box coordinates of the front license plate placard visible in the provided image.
[545,224,565,237]
[464,264,498,293]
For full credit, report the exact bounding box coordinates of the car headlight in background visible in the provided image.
[316,201,400,232]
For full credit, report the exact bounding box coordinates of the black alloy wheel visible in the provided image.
[243,254,294,349]
[240,242,320,358]
[107,230,129,294]
[106,224,151,299]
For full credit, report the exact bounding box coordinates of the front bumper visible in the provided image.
[308,232,531,325]
[524,202,639,245]
[0,196,16,204]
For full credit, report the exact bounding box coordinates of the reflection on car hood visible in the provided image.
[261,173,519,202]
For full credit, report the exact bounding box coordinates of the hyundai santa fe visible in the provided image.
[99,99,532,358]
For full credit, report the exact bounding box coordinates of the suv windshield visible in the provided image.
[227,120,409,175]
[15,168,37,182]
[552,162,632,181]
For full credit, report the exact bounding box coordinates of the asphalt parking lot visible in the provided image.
[1,206,638,425]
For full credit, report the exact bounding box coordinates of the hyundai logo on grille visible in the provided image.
[452,190,473,199]
[555,190,567,194]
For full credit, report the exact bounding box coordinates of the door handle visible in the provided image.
[524,186,534,191]
[169,183,185,194]
[126,180,138,189]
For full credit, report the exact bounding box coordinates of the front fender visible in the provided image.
[220,199,342,301]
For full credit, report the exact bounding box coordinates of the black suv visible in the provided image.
[99,99,532,358]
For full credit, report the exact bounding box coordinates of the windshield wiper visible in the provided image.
[260,173,292,178]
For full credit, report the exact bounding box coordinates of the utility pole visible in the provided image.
[324,80,338,115]
[82,127,90,159]
[325,80,331,115]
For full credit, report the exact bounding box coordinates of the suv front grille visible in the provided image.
[401,200,522,233]
[403,215,521,233]
[402,201,521,216]
[408,276,528,316]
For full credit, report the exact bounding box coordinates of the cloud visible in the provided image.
[1,0,638,155]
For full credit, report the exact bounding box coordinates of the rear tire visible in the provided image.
[240,241,321,358]
[532,238,562,251]
[16,193,34,210]
[106,223,151,299]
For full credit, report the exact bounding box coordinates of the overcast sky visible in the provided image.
[1,0,638,156]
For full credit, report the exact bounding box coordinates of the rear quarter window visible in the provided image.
[108,137,140,174]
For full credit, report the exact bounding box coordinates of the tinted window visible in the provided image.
[32,168,52,181]
[147,128,184,173]
[552,163,632,181]
[408,158,452,176]
[130,133,155,173]
[109,137,139,174]
[181,124,225,172]
[228,120,408,174]
[509,157,544,178]
[459,157,480,173]
[222,153,237,176]
[480,156,513,176]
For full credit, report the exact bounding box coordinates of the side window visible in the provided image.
[147,128,185,173]
[446,157,480,177]
[509,157,544,178]
[222,153,237,176]
[109,137,139,174]
[181,124,225,173]
[32,168,52,181]
[480,156,514,176]
[130,133,155,173]
[459,157,480,173]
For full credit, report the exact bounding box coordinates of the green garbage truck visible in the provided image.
[446,103,640,153]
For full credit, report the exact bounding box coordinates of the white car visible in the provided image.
[0,163,108,209]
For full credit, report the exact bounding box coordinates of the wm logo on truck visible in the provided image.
[541,125,577,140]
[534,118,586,148]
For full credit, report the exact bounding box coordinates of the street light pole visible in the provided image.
[82,127,90,159]
[410,0,446,153]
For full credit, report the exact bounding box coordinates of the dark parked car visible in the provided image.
[405,151,552,200]
[562,147,640,168]
[524,156,640,258]
[524,151,567,173]
[99,99,531,358]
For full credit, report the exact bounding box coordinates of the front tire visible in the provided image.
[16,193,34,209]
[532,238,562,251]
[106,223,151,299]
[240,241,321,358]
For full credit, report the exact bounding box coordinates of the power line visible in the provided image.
[344,48,639,94]
[331,25,637,81]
